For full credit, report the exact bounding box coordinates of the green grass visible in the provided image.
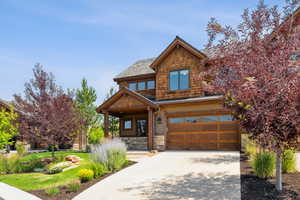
[20,151,89,162]
[0,151,92,191]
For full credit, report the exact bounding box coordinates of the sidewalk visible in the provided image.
[0,182,41,200]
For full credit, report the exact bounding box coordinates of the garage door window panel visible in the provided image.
[220,115,234,121]
[199,116,218,122]
[169,117,185,123]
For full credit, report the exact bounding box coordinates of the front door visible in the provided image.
[136,119,147,136]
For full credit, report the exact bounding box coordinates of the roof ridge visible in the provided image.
[114,57,156,80]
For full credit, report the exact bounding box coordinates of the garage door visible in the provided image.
[167,114,240,150]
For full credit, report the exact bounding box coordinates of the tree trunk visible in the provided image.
[276,152,282,191]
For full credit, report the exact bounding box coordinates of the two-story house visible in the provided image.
[96,36,241,151]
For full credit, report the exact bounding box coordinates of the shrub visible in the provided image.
[88,126,104,144]
[0,155,12,174]
[47,144,58,152]
[45,186,60,196]
[88,162,107,178]
[252,151,276,178]
[244,137,257,160]
[15,141,26,156]
[107,149,126,170]
[0,154,24,174]
[90,138,127,171]
[78,169,94,183]
[54,154,65,162]
[282,149,296,173]
[0,155,7,174]
[17,155,45,173]
[67,180,81,192]
[46,161,72,174]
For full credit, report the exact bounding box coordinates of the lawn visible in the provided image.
[0,151,92,191]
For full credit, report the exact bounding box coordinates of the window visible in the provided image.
[137,82,146,90]
[128,81,155,90]
[220,115,234,121]
[147,80,155,89]
[199,116,218,122]
[124,119,132,129]
[290,53,300,60]
[169,118,185,123]
[128,83,137,90]
[169,69,189,91]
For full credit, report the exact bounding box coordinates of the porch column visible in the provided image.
[104,111,109,137]
[147,106,153,150]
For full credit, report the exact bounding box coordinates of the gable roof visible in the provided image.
[149,36,207,70]
[96,87,158,113]
[114,58,156,80]
[266,6,300,40]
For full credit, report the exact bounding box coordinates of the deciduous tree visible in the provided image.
[14,64,84,157]
[203,0,300,191]
[0,106,18,150]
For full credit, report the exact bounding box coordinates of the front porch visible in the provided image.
[97,87,160,151]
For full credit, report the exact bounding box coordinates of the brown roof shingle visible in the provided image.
[114,58,156,79]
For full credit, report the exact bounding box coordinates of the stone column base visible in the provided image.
[153,136,165,151]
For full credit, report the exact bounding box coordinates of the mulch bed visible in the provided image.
[29,161,136,200]
[241,153,300,200]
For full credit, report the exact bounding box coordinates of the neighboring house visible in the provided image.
[97,36,241,151]
[73,133,87,151]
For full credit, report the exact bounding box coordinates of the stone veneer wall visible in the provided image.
[121,137,148,150]
[153,136,165,151]
[153,111,167,151]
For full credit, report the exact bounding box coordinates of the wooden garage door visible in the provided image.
[167,115,240,150]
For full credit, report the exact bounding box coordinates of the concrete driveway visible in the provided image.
[74,151,241,200]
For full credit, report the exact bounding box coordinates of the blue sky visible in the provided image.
[0,0,283,104]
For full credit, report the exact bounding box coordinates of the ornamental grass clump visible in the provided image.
[0,154,23,174]
[244,138,257,161]
[282,149,297,173]
[15,141,26,156]
[67,180,81,192]
[90,138,127,171]
[252,151,276,179]
[45,186,60,196]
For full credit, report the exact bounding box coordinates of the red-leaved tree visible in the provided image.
[14,64,84,157]
[203,0,300,191]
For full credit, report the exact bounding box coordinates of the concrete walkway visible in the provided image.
[0,182,41,200]
[74,151,241,200]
